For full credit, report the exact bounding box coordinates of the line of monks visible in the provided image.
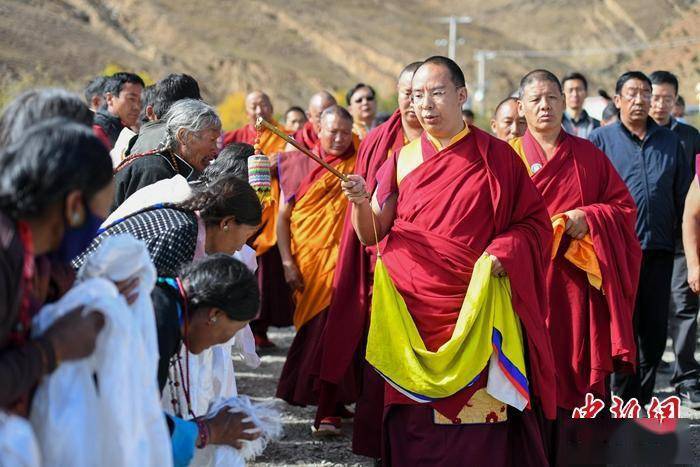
[222,57,643,465]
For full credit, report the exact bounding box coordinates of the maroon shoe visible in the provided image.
[311,417,342,438]
[254,334,276,348]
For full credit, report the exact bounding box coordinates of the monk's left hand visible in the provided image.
[488,254,506,277]
[564,209,589,240]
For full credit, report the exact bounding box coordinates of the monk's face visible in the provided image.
[518,80,565,134]
[490,100,527,142]
[397,72,419,127]
[245,92,273,124]
[319,114,353,156]
[614,78,651,126]
[650,82,676,126]
[411,63,467,139]
[348,86,377,125]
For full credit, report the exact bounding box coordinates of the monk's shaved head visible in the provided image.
[397,61,423,82]
[518,70,562,99]
[309,91,336,112]
[320,105,353,125]
[416,56,466,88]
[493,97,519,117]
[491,97,526,142]
[245,90,273,123]
[518,70,565,134]
[246,90,271,105]
[397,61,423,129]
[308,91,338,133]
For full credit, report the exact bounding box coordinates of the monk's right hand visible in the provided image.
[43,306,105,364]
[282,261,304,291]
[688,264,700,294]
[342,175,370,205]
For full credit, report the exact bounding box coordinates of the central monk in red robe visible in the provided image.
[342,56,556,466]
[275,106,358,435]
[221,90,293,347]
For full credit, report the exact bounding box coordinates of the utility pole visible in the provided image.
[433,16,472,61]
[473,50,496,115]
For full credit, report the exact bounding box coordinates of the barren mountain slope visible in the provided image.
[0,0,697,114]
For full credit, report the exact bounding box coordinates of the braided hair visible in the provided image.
[180,173,261,227]
[114,98,220,174]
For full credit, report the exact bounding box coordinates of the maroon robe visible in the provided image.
[292,120,319,150]
[221,123,256,147]
[374,127,555,466]
[319,110,407,456]
[278,151,315,203]
[518,130,640,410]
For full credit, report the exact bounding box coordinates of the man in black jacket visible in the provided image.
[649,70,700,408]
[93,72,144,149]
[590,70,690,407]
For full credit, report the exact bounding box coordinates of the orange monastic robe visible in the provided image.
[289,152,357,329]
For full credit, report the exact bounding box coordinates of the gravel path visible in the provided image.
[236,328,700,466]
[236,327,372,467]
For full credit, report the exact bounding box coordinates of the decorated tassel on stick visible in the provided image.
[249,128,272,203]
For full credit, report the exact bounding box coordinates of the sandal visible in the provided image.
[311,417,342,438]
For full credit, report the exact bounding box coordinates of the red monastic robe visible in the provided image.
[511,130,641,410]
[318,110,408,457]
[321,110,407,385]
[292,120,319,150]
[374,126,555,466]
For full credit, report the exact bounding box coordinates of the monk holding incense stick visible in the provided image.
[341,56,555,466]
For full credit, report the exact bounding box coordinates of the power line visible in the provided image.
[472,35,700,113]
[477,35,700,58]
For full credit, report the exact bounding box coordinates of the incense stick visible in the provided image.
[255,117,349,182]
